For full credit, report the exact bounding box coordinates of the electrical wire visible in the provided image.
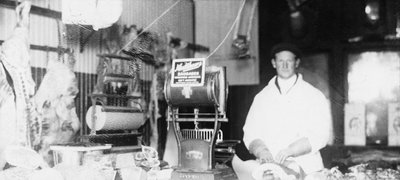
[206,0,246,59]
[117,0,182,54]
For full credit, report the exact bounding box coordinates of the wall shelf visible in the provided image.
[90,93,141,99]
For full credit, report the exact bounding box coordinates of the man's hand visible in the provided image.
[256,148,274,164]
[275,148,294,164]
[16,1,31,28]
[275,137,312,164]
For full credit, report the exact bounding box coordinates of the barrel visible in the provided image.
[164,66,227,112]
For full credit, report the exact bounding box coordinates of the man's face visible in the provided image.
[271,51,300,79]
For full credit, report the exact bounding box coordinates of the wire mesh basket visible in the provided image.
[180,129,223,142]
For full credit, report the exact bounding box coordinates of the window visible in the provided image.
[346,51,400,145]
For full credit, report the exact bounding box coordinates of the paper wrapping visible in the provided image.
[86,105,145,131]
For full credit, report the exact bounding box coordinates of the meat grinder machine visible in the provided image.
[164,59,238,180]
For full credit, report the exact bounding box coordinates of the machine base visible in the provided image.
[171,170,221,180]
[171,166,237,180]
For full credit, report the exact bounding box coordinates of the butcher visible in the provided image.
[232,42,331,179]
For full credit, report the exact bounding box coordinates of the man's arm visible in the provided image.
[276,92,331,164]
[243,94,274,163]
[249,139,274,163]
[275,137,311,164]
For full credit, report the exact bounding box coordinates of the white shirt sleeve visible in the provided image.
[301,94,331,154]
[243,94,267,151]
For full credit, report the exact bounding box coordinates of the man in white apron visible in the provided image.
[233,43,331,179]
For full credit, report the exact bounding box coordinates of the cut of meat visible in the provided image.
[0,1,35,169]
[3,145,47,170]
[33,58,80,166]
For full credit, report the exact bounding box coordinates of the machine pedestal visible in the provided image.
[171,170,221,180]
[171,166,237,180]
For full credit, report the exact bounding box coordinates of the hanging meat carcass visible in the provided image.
[0,1,80,168]
[32,57,80,166]
[0,1,36,170]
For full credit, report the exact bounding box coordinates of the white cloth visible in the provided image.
[232,155,260,180]
[242,74,331,174]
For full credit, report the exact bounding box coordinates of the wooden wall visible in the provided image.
[194,0,259,86]
[0,0,194,136]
